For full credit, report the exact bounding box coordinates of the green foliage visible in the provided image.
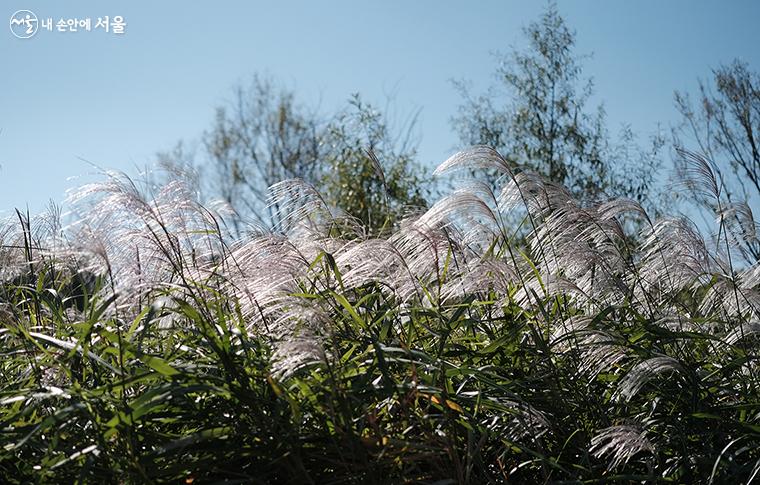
[322,95,428,235]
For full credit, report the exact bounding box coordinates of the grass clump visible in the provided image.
[1,148,760,483]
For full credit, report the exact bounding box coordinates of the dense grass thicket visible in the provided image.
[2,147,760,483]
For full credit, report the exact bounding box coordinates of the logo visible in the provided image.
[10,10,38,38]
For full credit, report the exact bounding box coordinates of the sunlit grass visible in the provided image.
[1,148,759,483]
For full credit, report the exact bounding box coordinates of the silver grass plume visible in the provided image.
[612,356,683,403]
[433,146,513,177]
[388,218,468,304]
[577,330,630,380]
[66,171,231,315]
[267,178,333,233]
[636,217,711,301]
[590,424,654,471]
[440,257,517,303]
[724,322,760,346]
[674,148,723,204]
[417,182,500,249]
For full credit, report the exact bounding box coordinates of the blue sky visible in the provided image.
[2,1,759,215]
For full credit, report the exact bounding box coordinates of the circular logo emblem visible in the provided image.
[10,10,38,39]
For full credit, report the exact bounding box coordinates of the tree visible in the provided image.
[158,77,428,235]
[321,94,427,234]
[201,76,324,227]
[673,60,760,205]
[452,3,663,208]
[673,60,760,262]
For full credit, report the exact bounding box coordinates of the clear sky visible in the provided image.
[2,1,759,215]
